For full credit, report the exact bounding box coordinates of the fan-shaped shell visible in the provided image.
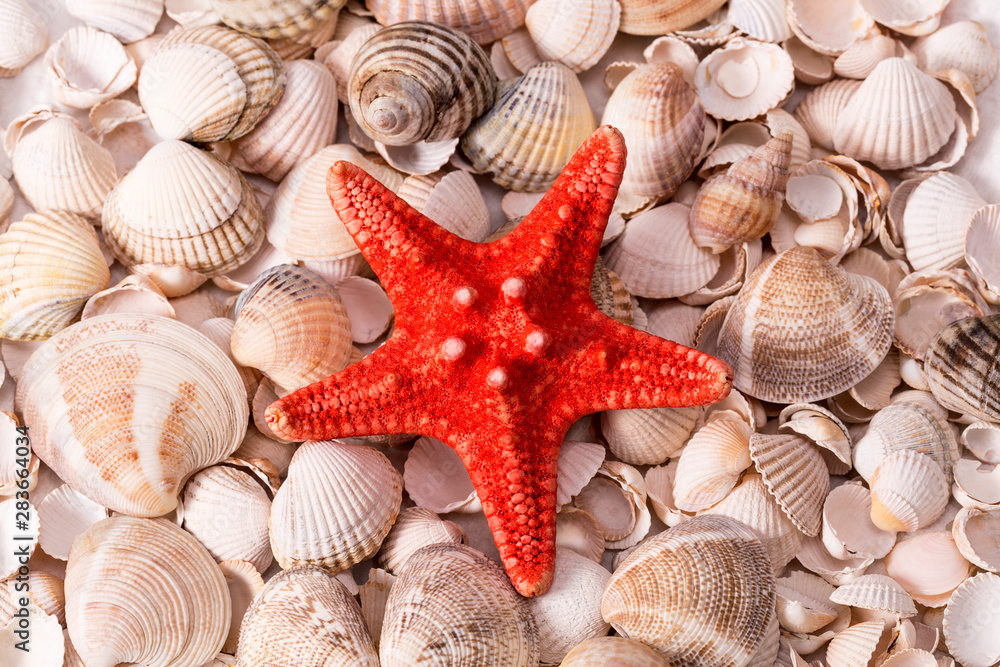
[44,26,137,109]
[833,35,899,80]
[870,450,949,532]
[912,20,998,93]
[617,0,727,35]
[377,506,466,573]
[853,399,961,483]
[885,531,972,606]
[367,0,531,44]
[694,38,795,122]
[967,204,1000,304]
[748,432,828,536]
[825,620,890,667]
[601,406,699,466]
[775,570,839,634]
[672,417,753,512]
[943,572,1000,667]
[924,314,1000,422]
[208,0,344,39]
[822,482,897,561]
[14,314,249,516]
[953,507,1000,572]
[524,0,620,73]
[0,0,48,77]
[793,78,862,150]
[728,0,790,42]
[561,636,670,666]
[901,172,986,272]
[65,517,230,667]
[64,0,162,43]
[830,573,918,617]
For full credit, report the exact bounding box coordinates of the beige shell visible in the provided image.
[787,0,875,55]
[36,483,109,560]
[784,34,834,85]
[218,560,264,655]
[556,507,606,562]
[461,61,596,192]
[832,573,918,619]
[397,170,491,242]
[377,506,466,573]
[689,132,792,253]
[834,35,900,79]
[366,0,531,44]
[825,620,890,667]
[524,0,620,73]
[775,570,839,634]
[600,62,705,206]
[717,246,894,403]
[0,0,47,77]
[727,0,790,42]
[694,38,795,122]
[901,172,985,272]
[924,315,1000,422]
[853,400,961,483]
[66,517,230,667]
[617,0,727,35]
[44,27,137,109]
[748,432,828,536]
[235,565,378,666]
[953,507,1000,572]
[861,0,947,35]
[208,0,344,39]
[0,211,110,341]
[822,482,897,561]
[943,572,1000,667]
[672,417,753,512]
[885,531,972,606]
[912,20,998,93]
[555,440,606,508]
[967,204,1000,304]
[64,0,162,43]
[81,274,176,321]
[792,78,862,151]
[14,314,248,516]
[403,436,481,514]
[870,450,949,533]
[601,405,700,466]
[269,440,402,573]
[359,567,395,651]
[796,533,873,586]
[573,460,651,550]
[380,543,538,666]
[103,140,265,277]
[349,21,495,146]
[602,514,776,665]
[560,636,670,666]
[892,274,985,361]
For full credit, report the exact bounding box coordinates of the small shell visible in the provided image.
[727,0,790,42]
[834,35,899,79]
[793,78,862,150]
[81,274,176,320]
[366,0,531,45]
[44,27,137,109]
[695,38,795,122]
[778,403,853,473]
[822,482,897,561]
[787,0,875,55]
[561,636,670,666]
[524,0,620,73]
[64,0,162,43]
[860,0,948,35]
[556,508,606,562]
[831,573,918,618]
[573,461,650,550]
[208,0,344,39]
[377,506,466,574]
[885,531,972,606]
[797,533,873,586]
[853,400,960,483]
[672,417,753,512]
[398,170,490,242]
[617,0,727,35]
[953,457,1000,509]
[943,572,1000,667]
[775,570,839,634]
[952,507,1000,573]
[359,567,395,651]
[924,314,1000,422]
[403,436,481,514]
[825,620,890,667]
[0,0,48,77]
[555,440,606,508]
[912,20,998,93]
[892,276,985,361]
[870,450,949,533]
[349,21,496,146]
[601,405,700,466]
[748,432,828,536]
[784,34,834,85]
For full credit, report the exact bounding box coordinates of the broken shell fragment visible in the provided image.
[44,27,137,109]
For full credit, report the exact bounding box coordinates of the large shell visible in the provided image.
[269,440,402,573]
[618,0,727,35]
[0,211,110,341]
[0,0,48,77]
[524,0,619,73]
[901,172,986,273]
[14,314,249,516]
[924,314,1000,422]
[349,21,496,146]
[717,246,894,403]
[102,140,265,277]
[65,517,230,667]
[380,543,539,666]
[366,0,531,44]
[601,514,776,665]
[912,20,998,94]
[461,61,596,192]
[230,264,352,390]
[208,0,345,39]
[235,565,379,666]
[943,572,1000,667]
[885,531,972,606]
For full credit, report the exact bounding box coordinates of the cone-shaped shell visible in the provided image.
[65,517,230,667]
[672,417,753,512]
[235,565,379,666]
[349,21,496,146]
[380,543,539,666]
[377,506,466,573]
[0,0,48,77]
[924,314,1000,422]
[717,246,894,403]
[870,450,949,532]
[561,636,670,666]
[943,572,1000,667]
[618,0,727,35]
[208,0,344,39]
[748,432,828,536]
[602,514,776,665]
[600,62,705,204]
[0,211,110,341]
[366,0,530,44]
[14,314,249,516]
[230,264,352,390]
[269,440,402,573]
[689,132,792,253]
[525,0,620,73]
[853,401,961,483]
[694,39,796,122]
[912,20,998,93]
[461,62,596,192]
[833,58,957,170]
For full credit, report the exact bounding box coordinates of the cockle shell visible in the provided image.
[886,531,972,607]
[967,204,1000,304]
[787,0,875,55]
[380,543,539,666]
[0,211,110,341]
[912,20,998,93]
[853,400,960,483]
[617,0,727,35]
[236,565,378,666]
[672,417,753,512]
[832,573,918,618]
[943,572,1000,667]
[775,570,839,634]
[14,314,248,516]
[870,450,949,533]
[366,0,531,44]
[825,620,891,667]
[0,571,65,627]
[81,274,176,321]
[728,0,791,42]
[573,460,651,550]
[561,636,670,666]
[524,0,619,73]
[64,0,162,43]
[748,432,828,536]
[208,0,344,39]
[397,169,491,242]
[349,21,496,146]
[602,514,776,665]
[694,38,795,122]
[793,78,862,151]
[377,506,466,573]
[0,0,48,77]
[861,0,948,36]
[892,272,986,360]
[66,517,230,667]
[359,567,395,651]
[924,314,1000,422]
[834,35,899,80]
[717,246,894,403]
[102,140,265,277]
[822,482,897,561]
[269,440,402,573]
[44,27,137,109]
[901,172,986,272]
[601,405,700,466]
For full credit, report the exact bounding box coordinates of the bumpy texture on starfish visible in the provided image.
[266,126,733,596]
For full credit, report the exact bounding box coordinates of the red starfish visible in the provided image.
[266,126,733,596]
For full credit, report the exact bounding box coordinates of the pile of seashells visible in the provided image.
[2,0,1000,665]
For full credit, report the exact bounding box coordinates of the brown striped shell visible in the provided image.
[366,0,530,44]
[208,0,344,39]
[924,314,1000,422]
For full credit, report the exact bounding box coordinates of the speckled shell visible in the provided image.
[235,566,379,667]
[366,0,531,44]
[14,314,249,516]
[380,543,539,666]
[924,315,1000,422]
[601,514,776,665]
[717,246,894,403]
[65,517,230,667]
[208,0,345,39]
[618,0,728,35]
[349,21,496,146]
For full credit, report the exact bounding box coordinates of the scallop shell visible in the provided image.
[380,543,539,666]
[943,572,1000,667]
[0,211,110,341]
[524,0,619,73]
[208,0,344,39]
[792,78,862,151]
[672,417,753,512]
[832,573,918,618]
[236,565,379,666]
[775,570,839,634]
[852,400,960,483]
[14,314,248,516]
[822,482,897,561]
[377,506,466,573]
[924,314,1000,422]
[727,0,790,42]
[349,21,496,146]
[617,0,728,35]
[0,0,48,77]
[66,517,230,667]
[366,0,531,44]
[601,405,700,466]
[695,38,795,122]
[103,141,265,277]
[64,0,162,43]
[717,246,894,403]
[461,61,596,192]
[555,440,606,508]
[952,507,1000,572]
[870,450,949,533]
[561,636,670,666]
[748,432,828,536]
[602,514,776,665]
[44,27,137,109]
[787,0,876,55]
[269,440,402,573]
[834,35,899,80]
[912,20,998,93]
[901,172,986,272]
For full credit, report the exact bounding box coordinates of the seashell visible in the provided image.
[912,20,998,93]
[573,461,650,550]
[555,440,606,508]
[397,170,490,242]
[695,38,795,122]
[775,570,839,634]
[602,514,776,665]
[66,517,230,667]
[766,108,812,172]
[604,203,720,299]
[822,482,897,561]
[6,109,117,221]
[860,0,947,36]
[130,264,207,299]
[380,543,538,666]
[378,506,466,574]
[0,211,110,341]
[103,141,265,277]
[727,0,790,42]
[600,405,700,466]
[234,424,297,474]
[359,567,395,651]
[901,172,986,272]
[556,507,606,562]
[197,317,263,407]
[208,0,343,39]
[853,400,960,484]
[44,27,137,109]
[0,178,12,225]
[64,0,162,43]
[831,573,918,619]
[367,0,531,45]
[498,27,539,75]
[600,62,705,205]
[963,421,1000,465]
[943,572,1000,667]
[560,636,670,666]
[689,132,792,252]
[236,565,378,666]
[81,274,176,320]
[15,314,248,516]
[748,432,828,536]
[617,0,728,35]
[527,549,611,664]
[404,436,481,514]
[834,35,899,80]
[164,0,219,29]
[218,560,264,655]
[330,275,392,344]
[349,21,495,146]
[870,450,949,533]
[834,58,957,170]
[0,571,66,628]
[233,59,338,182]
[0,498,39,579]
[886,531,972,607]
[784,35,834,85]
[672,417,753,512]
[952,507,1000,572]
[644,299,704,345]
[793,78,862,151]
[892,274,985,361]
[270,440,402,573]
[462,62,596,192]
[778,403,853,473]
[787,0,876,56]
[36,484,109,561]
[319,23,383,104]
[953,457,1000,509]
[525,0,619,73]
[825,620,891,667]
[374,138,459,176]
[880,648,941,667]
[967,204,1000,304]
[924,314,1000,422]
[0,0,48,77]
[717,246,894,403]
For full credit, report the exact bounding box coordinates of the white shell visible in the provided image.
[943,572,1000,667]
[952,507,1000,573]
[902,172,986,272]
[672,417,752,512]
[44,27,137,109]
[966,204,1000,304]
[403,436,482,514]
[822,482,897,561]
[65,0,163,42]
[728,0,790,42]
[377,506,466,574]
[695,38,795,122]
[0,0,48,77]
[787,0,875,55]
[912,20,999,93]
[36,484,109,561]
[870,449,949,533]
[524,0,620,73]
